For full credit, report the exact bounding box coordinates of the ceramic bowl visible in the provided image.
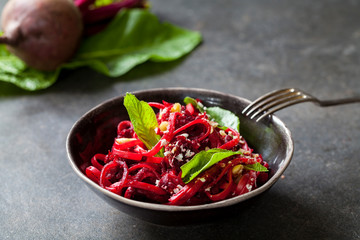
[66,88,293,225]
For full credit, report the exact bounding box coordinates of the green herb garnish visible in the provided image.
[180,149,244,183]
[181,148,268,184]
[244,162,269,172]
[184,96,204,113]
[123,93,160,152]
[205,106,240,132]
[184,97,240,131]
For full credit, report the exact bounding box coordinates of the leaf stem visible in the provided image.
[74,0,96,11]
[82,0,146,24]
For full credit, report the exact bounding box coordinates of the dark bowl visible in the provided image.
[66,88,293,225]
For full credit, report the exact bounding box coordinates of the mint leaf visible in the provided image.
[181,149,243,183]
[0,9,202,91]
[123,93,160,151]
[206,107,240,132]
[184,97,240,131]
[244,162,269,172]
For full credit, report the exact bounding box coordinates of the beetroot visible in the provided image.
[0,0,83,71]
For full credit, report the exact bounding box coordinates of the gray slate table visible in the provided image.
[0,0,359,239]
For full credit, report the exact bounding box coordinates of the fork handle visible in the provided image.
[318,97,360,106]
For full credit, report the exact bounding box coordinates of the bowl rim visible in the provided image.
[66,87,294,212]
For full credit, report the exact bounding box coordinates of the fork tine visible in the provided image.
[242,88,296,115]
[245,90,302,116]
[250,94,309,120]
[255,95,316,122]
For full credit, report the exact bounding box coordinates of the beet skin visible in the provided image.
[0,0,83,71]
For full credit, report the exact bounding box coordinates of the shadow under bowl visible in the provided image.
[66,87,294,225]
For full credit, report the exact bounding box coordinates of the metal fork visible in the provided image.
[242,88,360,122]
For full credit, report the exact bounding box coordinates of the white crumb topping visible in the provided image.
[175,153,184,161]
[179,133,189,138]
[160,139,168,147]
[173,185,183,194]
[209,121,218,127]
[185,149,194,158]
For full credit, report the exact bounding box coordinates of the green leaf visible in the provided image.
[94,0,114,7]
[123,93,160,151]
[183,96,204,113]
[72,9,202,76]
[206,107,240,132]
[0,45,60,91]
[244,162,269,172]
[181,149,243,184]
[183,97,240,131]
[0,9,202,91]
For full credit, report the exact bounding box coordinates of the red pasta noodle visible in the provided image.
[85,98,269,205]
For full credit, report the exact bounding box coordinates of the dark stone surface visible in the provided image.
[0,0,359,239]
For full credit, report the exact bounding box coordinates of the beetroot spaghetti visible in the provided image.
[85,93,269,206]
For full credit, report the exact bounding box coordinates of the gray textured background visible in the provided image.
[0,0,359,239]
